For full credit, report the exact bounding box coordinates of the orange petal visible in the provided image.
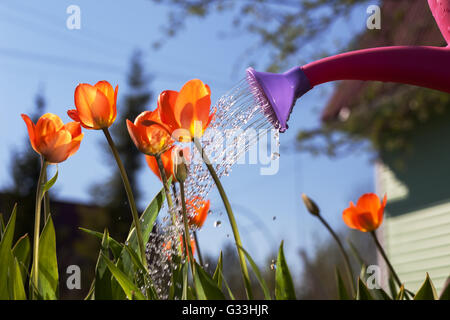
[75,84,111,129]
[21,114,38,153]
[95,81,117,124]
[356,193,381,221]
[174,79,211,133]
[158,90,179,132]
[127,119,144,151]
[342,203,360,230]
[354,211,377,232]
[64,122,82,139]
[145,154,162,181]
[39,129,73,163]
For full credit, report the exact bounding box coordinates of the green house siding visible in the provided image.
[376,114,450,293]
[384,200,450,292]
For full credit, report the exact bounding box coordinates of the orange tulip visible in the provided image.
[22,113,83,164]
[342,193,387,232]
[68,80,117,129]
[158,79,215,142]
[187,196,210,229]
[127,110,173,156]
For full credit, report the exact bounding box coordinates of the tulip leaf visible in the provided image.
[193,261,226,300]
[93,229,113,300]
[335,268,350,300]
[238,245,271,300]
[10,257,26,300]
[275,241,296,300]
[212,251,223,288]
[100,253,145,300]
[119,188,165,274]
[169,257,184,300]
[123,244,158,300]
[0,212,5,238]
[41,168,58,200]
[12,234,31,281]
[356,277,373,300]
[387,273,398,299]
[439,277,450,300]
[35,216,59,300]
[414,273,438,300]
[79,227,123,259]
[0,204,17,299]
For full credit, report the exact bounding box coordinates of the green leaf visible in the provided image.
[347,239,366,267]
[169,257,184,300]
[0,212,5,239]
[414,273,438,300]
[35,216,59,300]
[356,277,373,300]
[193,261,226,300]
[0,204,17,299]
[117,188,165,278]
[275,241,296,300]
[122,244,158,300]
[387,273,398,299]
[93,229,113,300]
[41,168,58,199]
[101,253,145,300]
[79,227,123,259]
[10,257,26,300]
[12,234,31,281]
[238,245,271,300]
[439,277,450,300]
[335,268,350,300]
[212,251,223,288]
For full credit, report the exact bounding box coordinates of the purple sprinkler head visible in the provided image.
[246,67,312,132]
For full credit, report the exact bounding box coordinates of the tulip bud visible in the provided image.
[301,193,320,216]
[174,149,188,182]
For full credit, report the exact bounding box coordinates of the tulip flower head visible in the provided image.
[22,113,83,164]
[68,80,117,129]
[342,193,387,232]
[187,196,210,230]
[158,79,215,142]
[127,110,173,156]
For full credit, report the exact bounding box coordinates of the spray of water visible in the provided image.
[144,75,279,296]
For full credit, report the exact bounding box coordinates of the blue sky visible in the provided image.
[0,0,375,275]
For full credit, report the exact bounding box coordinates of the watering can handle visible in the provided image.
[428,0,450,45]
[301,46,450,94]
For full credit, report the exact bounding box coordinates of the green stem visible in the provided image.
[179,180,195,276]
[32,159,48,296]
[193,231,204,267]
[370,231,412,299]
[155,153,176,226]
[317,215,356,296]
[42,161,51,222]
[194,138,253,300]
[102,128,147,269]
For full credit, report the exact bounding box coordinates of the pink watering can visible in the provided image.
[247,0,450,132]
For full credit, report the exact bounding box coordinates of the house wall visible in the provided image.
[377,113,450,294]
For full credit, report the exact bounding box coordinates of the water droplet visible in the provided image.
[271,152,280,160]
[270,260,276,270]
[272,216,276,221]
[214,220,222,228]
[125,241,129,246]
